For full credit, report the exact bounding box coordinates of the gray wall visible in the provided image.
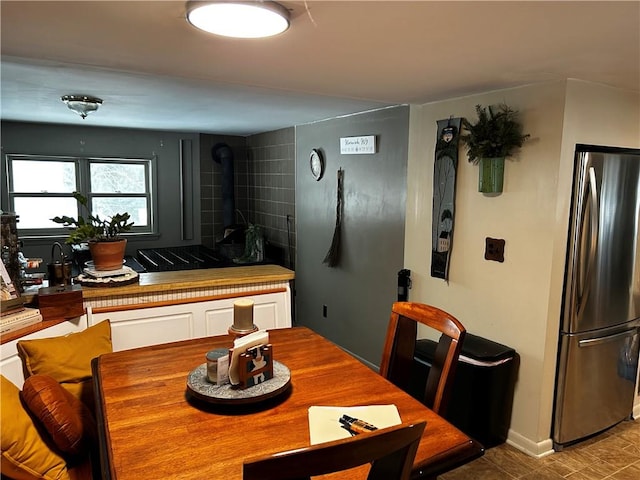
[1,122,297,273]
[2,109,408,367]
[295,106,409,365]
[1,121,200,263]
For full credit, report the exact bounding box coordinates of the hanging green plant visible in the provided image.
[460,104,530,193]
[460,104,530,164]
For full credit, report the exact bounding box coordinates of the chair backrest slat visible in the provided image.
[380,302,466,416]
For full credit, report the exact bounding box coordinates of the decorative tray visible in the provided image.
[186,361,291,405]
[75,266,139,287]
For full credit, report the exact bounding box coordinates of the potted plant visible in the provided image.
[51,192,134,271]
[461,104,530,193]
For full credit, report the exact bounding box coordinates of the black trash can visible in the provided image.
[409,333,518,448]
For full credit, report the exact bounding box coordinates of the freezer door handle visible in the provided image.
[576,165,599,320]
[578,328,638,348]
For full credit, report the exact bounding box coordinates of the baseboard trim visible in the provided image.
[340,346,379,371]
[506,430,555,458]
[339,346,639,457]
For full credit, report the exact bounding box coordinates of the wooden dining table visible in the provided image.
[92,326,483,479]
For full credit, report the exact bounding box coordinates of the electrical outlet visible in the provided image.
[485,237,505,262]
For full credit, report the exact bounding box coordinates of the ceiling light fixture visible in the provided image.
[186,1,290,38]
[61,95,103,119]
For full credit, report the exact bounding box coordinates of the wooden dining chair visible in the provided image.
[379,302,466,416]
[242,422,426,480]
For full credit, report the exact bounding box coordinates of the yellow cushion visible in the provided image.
[17,320,112,383]
[0,375,70,480]
[17,320,112,409]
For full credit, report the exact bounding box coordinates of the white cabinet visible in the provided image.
[0,315,88,388]
[1,290,291,387]
[89,305,198,352]
[203,292,291,336]
[88,291,291,352]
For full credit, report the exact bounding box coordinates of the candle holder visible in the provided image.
[228,298,258,338]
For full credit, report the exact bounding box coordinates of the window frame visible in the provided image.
[5,153,156,239]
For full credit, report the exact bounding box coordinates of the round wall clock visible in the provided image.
[309,149,324,181]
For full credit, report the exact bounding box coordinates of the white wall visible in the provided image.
[405,80,640,457]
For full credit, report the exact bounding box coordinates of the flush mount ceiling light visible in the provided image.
[186,1,290,38]
[60,95,103,119]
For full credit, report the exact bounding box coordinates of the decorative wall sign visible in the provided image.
[340,135,376,154]
[431,118,462,281]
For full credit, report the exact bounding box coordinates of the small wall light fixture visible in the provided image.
[186,1,290,38]
[60,95,103,119]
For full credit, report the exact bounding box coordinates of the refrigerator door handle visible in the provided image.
[576,166,599,319]
[578,328,637,348]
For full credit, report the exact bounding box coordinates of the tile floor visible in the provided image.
[439,419,640,480]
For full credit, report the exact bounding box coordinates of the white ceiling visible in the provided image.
[1,1,638,136]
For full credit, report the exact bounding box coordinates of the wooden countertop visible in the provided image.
[80,264,295,299]
[1,265,294,343]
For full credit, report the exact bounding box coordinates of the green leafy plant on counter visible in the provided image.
[234,224,264,264]
[51,191,134,245]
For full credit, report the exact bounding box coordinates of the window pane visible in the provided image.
[90,163,146,193]
[13,160,76,193]
[14,197,78,229]
[92,197,148,227]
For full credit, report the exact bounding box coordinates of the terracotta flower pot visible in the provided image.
[89,239,127,271]
[479,157,505,193]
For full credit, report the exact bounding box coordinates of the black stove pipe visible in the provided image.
[212,143,235,228]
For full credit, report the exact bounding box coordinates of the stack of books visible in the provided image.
[1,261,42,335]
[1,302,42,335]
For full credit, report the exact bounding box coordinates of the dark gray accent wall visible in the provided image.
[295,106,409,365]
[1,121,200,262]
[1,122,295,272]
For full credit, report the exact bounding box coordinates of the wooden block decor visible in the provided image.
[37,285,84,321]
[236,344,273,390]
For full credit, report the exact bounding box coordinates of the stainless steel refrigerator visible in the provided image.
[553,144,640,450]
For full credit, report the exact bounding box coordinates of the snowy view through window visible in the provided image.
[8,156,151,231]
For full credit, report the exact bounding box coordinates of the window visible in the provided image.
[6,154,155,237]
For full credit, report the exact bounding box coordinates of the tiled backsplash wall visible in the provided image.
[246,128,296,270]
[199,134,248,249]
[200,128,296,270]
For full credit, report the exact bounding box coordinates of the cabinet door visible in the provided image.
[90,306,198,352]
[202,292,291,337]
[88,290,292,350]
